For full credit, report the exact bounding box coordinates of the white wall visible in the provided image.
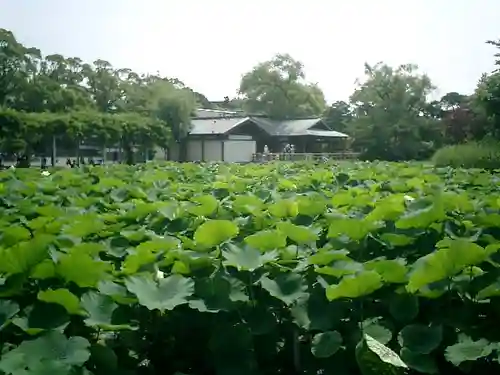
[168,143,180,161]
[223,140,256,162]
[187,140,203,161]
[168,137,256,162]
[204,140,222,161]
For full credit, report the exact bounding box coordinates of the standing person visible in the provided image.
[284,144,292,160]
[263,145,269,161]
[41,157,47,169]
[290,144,295,160]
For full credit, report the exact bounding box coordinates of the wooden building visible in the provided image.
[168,109,350,162]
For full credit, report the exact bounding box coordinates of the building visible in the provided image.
[168,109,350,162]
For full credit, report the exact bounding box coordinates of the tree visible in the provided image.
[83,59,120,113]
[323,101,353,133]
[238,54,326,119]
[436,93,490,144]
[0,29,34,107]
[215,96,245,111]
[475,72,500,138]
[474,41,500,139]
[147,79,196,161]
[348,63,440,160]
[0,29,203,165]
[487,39,500,68]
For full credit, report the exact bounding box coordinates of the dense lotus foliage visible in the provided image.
[1,161,500,375]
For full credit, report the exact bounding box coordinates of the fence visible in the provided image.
[251,152,360,162]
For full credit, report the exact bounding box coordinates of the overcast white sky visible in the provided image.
[1,0,499,103]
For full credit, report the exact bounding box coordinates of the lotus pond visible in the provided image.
[1,161,500,375]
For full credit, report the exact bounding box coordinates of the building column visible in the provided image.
[221,139,225,162]
[201,138,205,162]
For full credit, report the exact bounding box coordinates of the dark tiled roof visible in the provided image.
[190,109,350,138]
[249,117,349,137]
[250,117,319,136]
[190,117,250,135]
[306,129,349,138]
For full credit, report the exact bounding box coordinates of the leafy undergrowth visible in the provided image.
[432,140,500,169]
[1,161,500,375]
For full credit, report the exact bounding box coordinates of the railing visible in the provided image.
[251,152,360,162]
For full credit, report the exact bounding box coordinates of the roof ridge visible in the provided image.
[193,116,247,120]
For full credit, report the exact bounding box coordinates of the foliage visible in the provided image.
[322,101,353,133]
[475,71,500,138]
[0,28,203,161]
[0,108,171,158]
[433,93,491,144]
[1,161,500,374]
[3,26,500,163]
[347,63,441,161]
[486,39,500,68]
[239,53,327,119]
[432,140,500,169]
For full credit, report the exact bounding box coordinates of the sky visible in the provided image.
[1,0,499,104]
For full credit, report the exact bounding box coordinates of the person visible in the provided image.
[283,144,292,160]
[41,157,47,169]
[263,145,270,161]
[289,144,295,160]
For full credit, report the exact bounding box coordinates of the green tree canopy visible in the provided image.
[2,27,500,163]
[323,101,353,133]
[0,28,205,163]
[239,53,327,119]
[348,63,439,160]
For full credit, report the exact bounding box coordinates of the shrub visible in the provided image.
[432,140,500,169]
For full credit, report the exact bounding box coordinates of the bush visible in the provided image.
[432,140,500,169]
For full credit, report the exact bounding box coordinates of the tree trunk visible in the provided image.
[76,138,80,166]
[123,141,134,165]
[179,139,188,162]
[51,135,57,167]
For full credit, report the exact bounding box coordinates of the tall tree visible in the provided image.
[487,39,500,68]
[323,101,353,132]
[83,60,120,113]
[436,93,489,143]
[0,29,207,164]
[147,79,196,161]
[474,41,500,138]
[0,29,32,107]
[239,54,326,119]
[349,63,439,160]
[475,72,500,138]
